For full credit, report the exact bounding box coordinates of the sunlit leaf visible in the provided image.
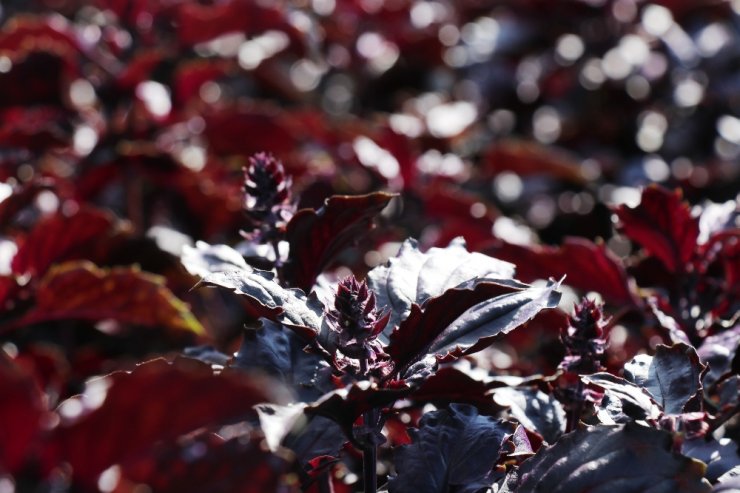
[13,261,204,334]
[614,186,699,274]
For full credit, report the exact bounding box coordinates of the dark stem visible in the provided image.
[707,402,740,437]
[566,379,585,433]
[359,357,378,493]
[271,237,283,271]
[317,470,335,493]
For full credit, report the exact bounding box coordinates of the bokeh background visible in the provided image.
[1,0,739,378]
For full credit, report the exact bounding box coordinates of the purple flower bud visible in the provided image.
[325,276,390,369]
[559,298,610,374]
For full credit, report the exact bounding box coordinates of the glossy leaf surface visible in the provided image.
[199,267,323,331]
[387,278,561,375]
[501,423,711,493]
[368,238,516,337]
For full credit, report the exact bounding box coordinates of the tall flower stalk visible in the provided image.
[323,276,390,492]
[242,152,295,267]
[559,298,610,432]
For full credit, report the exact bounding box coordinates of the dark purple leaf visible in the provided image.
[623,343,706,415]
[388,404,515,493]
[387,278,561,376]
[649,297,691,345]
[409,366,504,415]
[368,238,516,337]
[305,382,408,443]
[581,373,662,423]
[492,386,566,444]
[697,326,740,387]
[232,318,331,402]
[614,186,699,274]
[501,423,711,493]
[683,437,740,482]
[283,192,396,291]
[257,405,345,468]
[717,375,740,410]
[182,345,232,367]
[386,279,525,373]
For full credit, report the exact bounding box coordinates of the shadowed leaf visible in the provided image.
[501,423,711,493]
[305,382,408,443]
[683,437,740,483]
[0,352,45,474]
[493,386,567,444]
[582,373,662,423]
[388,404,515,493]
[233,319,331,402]
[119,432,293,493]
[697,326,740,388]
[47,357,287,483]
[623,343,706,415]
[410,366,504,415]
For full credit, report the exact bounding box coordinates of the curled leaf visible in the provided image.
[368,237,516,339]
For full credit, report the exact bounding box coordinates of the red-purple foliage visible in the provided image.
[0,1,738,492]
